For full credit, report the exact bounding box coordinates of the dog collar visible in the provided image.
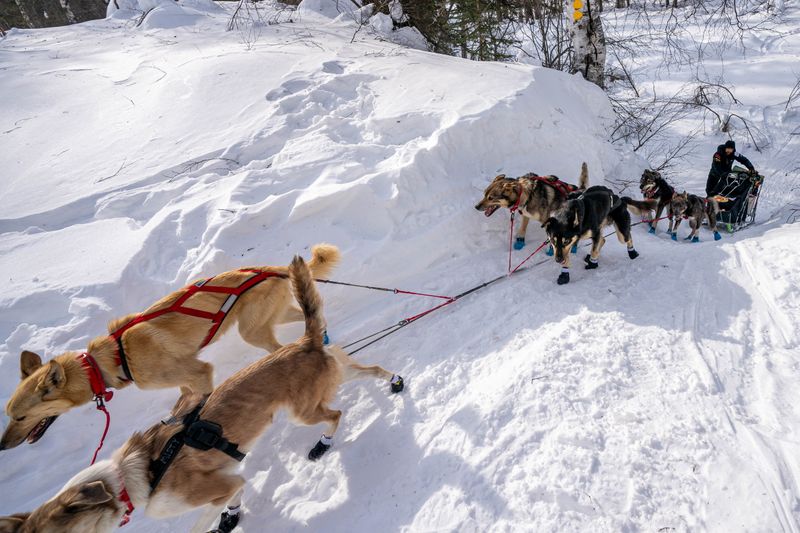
[77,353,114,403]
[510,184,524,212]
[114,468,135,526]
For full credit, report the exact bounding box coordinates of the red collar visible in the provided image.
[77,353,114,403]
[113,467,135,526]
[117,482,135,526]
[510,184,524,212]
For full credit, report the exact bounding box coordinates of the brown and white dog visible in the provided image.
[1,244,340,451]
[0,255,403,533]
[475,162,589,250]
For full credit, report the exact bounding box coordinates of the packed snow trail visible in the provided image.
[1,1,799,532]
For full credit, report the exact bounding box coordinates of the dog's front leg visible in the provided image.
[671,217,682,241]
[557,245,572,285]
[188,475,245,533]
[584,233,603,270]
[514,216,530,250]
[651,203,665,233]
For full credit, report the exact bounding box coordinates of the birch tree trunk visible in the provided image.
[569,0,607,89]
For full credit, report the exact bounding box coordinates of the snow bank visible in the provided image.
[1,2,799,532]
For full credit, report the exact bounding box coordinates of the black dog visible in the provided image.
[543,186,651,285]
[639,169,675,234]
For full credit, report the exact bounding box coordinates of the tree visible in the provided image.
[569,0,606,88]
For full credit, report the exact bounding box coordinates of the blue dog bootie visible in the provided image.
[323,330,330,345]
[513,237,525,250]
[648,226,656,234]
[713,231,722,241]
[671,233,677,241]
[546,245,554,256]
[691,236,700,243]
[571,243,578,254]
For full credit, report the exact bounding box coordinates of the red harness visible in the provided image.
[79,269,281,467]
[529,175,577,199]
[110,269,281,381]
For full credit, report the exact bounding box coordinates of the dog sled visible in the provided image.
[712,167,764,232]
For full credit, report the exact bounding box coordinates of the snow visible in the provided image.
[1,0,799,531]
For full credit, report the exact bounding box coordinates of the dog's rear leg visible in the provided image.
[188,475,245,533]
[328,346,404,392]
[238,320,282,353]
[305,405,342,461]
[612,213,638,259]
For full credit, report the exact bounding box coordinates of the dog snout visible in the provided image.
[474,202,485,211]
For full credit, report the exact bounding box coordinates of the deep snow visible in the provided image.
[0,1,799,532]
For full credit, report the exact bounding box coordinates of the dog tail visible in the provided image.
[705,197,720,217]
[289,255,325,350]
[577,162,589,190]
[621,197,657,216]
[308,243,340,279]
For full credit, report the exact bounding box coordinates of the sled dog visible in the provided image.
[639,169,676,233]
[668,192,722,242]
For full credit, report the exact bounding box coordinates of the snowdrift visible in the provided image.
[1,1,799,532]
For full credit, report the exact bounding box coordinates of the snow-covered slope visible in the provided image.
[1,1,799,532]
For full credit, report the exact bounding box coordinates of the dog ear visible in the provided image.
[541,218,554,230]
[65,481,113,513]
[20,350,43,380]
[37,361,66,395]
[0,515,28,533]
[493,174,506,182]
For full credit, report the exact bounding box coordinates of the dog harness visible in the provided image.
[110,269,282,382]
[529,174,578,199]
[149,400,246,492]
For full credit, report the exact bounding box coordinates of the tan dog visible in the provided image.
[475,162,589,250]
[0,255,403,533]
[1,244,340,451]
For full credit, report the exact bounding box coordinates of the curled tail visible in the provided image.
[289,256,325,350]
[577,162,589,190]
[621,197,657,216]
[308,243,340,279]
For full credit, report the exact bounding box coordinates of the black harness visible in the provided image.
[149,402,246,491]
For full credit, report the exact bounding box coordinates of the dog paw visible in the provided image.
[208,511,240,533]
[322,329,330,345]
[670,233,677,241]
[557,272,570,285]
[628,249,639,260]
[308,440,331,461]
[513,237,525,250]
[713,231,722,241]
[545,246,554,257]
[583,254,599,269]
[691,236,700,243]
[684,235,693,241]
[648,226,656,234]
[570,243,578,254]
[390,375,405,393]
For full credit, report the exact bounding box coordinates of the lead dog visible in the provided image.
[543,186,654,285]
[1,244,339,451]
[0,256,403,533]
[475,162,589,250]
[668,192,722,242]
